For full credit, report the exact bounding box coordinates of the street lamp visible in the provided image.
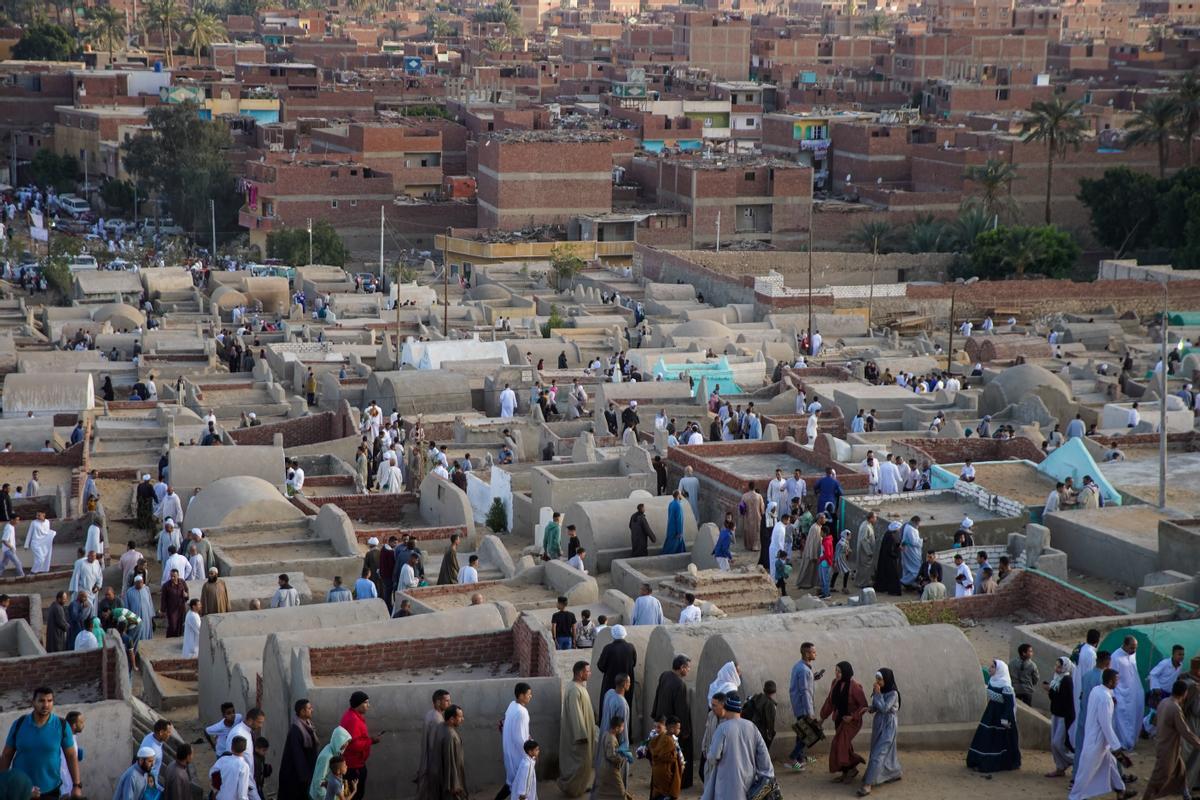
[1157,278,1169,510]
[945,276,979,374]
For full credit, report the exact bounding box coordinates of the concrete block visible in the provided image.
[186,573,313,611]
[693,523,719,570]
[478,534,517,578]
[1142,570,1192,587]
[858,587,877,606]
[545,558,599,605]
[602,588,633,623]
[1034,548,1069,581]
[1007,532,1027,560]
[1022,525,1051,568]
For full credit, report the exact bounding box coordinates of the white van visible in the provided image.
[68,254,98,272]
[58,196,91,218]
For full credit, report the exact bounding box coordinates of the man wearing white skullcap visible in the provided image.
[113,747,157,800]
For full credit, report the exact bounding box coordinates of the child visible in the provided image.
[596,717,632,798]
[253,736,272,799]
[323,756,356,800]
[743,682,778,750]
[575,609,596,648]
[773,549,791,596]
[648,716,684,800]
[514,739,539,800]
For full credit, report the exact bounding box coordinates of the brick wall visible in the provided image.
[308,630,516,676]
[512,614,554,678]
[905,278,1200,321]
[1090,431,1200,450]
[0,649,103,697]
[898,569,1122,624]
[353,525,466,544]
[893,437,1047,466]
[0,440,86,468]
[228,407,357,448]
[669,439,868,492]
[107,401,159,411]
[406,580,502,599]
[306,493,413,522]
[4,595,33,626]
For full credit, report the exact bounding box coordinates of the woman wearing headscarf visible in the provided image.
[967,659,1021,773]
[701,662,741,781]
[1045,656,1076,778]
[758,501,779,572]
[309,727,352,800]
[833,529,854,594]
[873,522,903,596]
[859,668,901,796]
[820,661,867,782]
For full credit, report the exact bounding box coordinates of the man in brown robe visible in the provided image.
[1143,679,1200,800]
[437,534,460,586]
[738,482,764,551]
[440,705,468,799]
[200,568,231,615]
[415,690,451,799]
[1181,657,1200,792]
[558,660,596,796]
[161,568,189,637]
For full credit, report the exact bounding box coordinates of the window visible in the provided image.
[350,199,357,206]
[330,200,339,208]
[744,171,755,180]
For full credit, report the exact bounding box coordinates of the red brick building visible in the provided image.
[310,121,444,195]
[673,13,752,81]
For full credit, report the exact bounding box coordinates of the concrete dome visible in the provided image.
[465,284,510,301]
[185,475,304,530]
[981,362,1072,418]
[211,285,250,311]
[671,319,732,338]
[90,303,147,329]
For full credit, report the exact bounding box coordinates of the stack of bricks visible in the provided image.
[953,480,1027,518]
[657,566,779,619]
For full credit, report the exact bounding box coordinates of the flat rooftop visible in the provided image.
[703,453,820,480]
[853,492,1017,527]
[1100,451,1200,512]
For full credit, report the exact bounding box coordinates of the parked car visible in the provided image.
[58,196,92,218]
[68,254,99,272]
[356,272,380,293]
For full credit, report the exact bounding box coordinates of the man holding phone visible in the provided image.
[788,642,825,771]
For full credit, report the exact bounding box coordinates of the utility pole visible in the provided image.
[307,218,313,265]
[1160,281,1169,509]
[133,183,138,227]
[806,166,814,355]
[209,198,216,258]
[715,210,721,252]
[443,226,450,338]
[378,205,385,282]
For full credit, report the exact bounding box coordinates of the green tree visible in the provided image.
[549,244,585,289]
[1153,167,1200,251]
[848,220,894,329]
[180,9,225,59]
[13,22,75,60]
[905,214,948,253]
[100,179,136,214]
[1124,95,1179,179]
[473,0,519,35]
[968,225,1080,279]
[266,220,348,266]
[485,497,508,533]
[122,101,240,242]
[87,4,125,61]
[947,205,993,251]
[1077,167,1159,257]
[864,11,887,35]
[422,12,451,37]
[963,158,1018,222]
[540,304,565,338]
[1021,98,1086,225]
[1175,193,1200,268]
[145,0,179,67]
[1172,74,1200,168]
[28,149,79,192]
[384,18,407,38]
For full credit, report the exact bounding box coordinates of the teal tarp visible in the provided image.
[1167,312,1200,326]
[652,356,743,395]
[1100,619,1200,685]
[1036,438,1122,507]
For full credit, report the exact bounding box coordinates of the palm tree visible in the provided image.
[422,12,451,37]
[474,0,520,35]
[963,158,1018,223]
[905,214,947,253]
[1021,98,1086,225]
[1172,73,1200,168]
[865,11,888,36]
[849,220,894,329]
[180,9,224,60]
[145,0,179,66]
[88,4,126,61]
[384,18,407,38]
[948,205,992,251]
[1125,95,1179,179]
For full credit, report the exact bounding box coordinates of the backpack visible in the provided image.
[12,712,70,754]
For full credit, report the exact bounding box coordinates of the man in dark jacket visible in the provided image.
[604,403,619,436]
[278,699,318,800]
[46,591,69,652]
[652,655,694,789]
[628,504,657,558]
[597,625,637,718]
[621,402,640,434]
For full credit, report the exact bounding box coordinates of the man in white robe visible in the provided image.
[501,684,533,795]
[1069,670,1129,800]
[677,467,701,521]
[1075,633,1099,735]
[182,599,201,658]
[953,553,974,597]
[766,470,787,511]
[163,546,191,584]
[156,519,181,563]
[23,512,56,573]
[1112,637,1143,751]
[499,384,518,418]
[156,486,184,527]
[860,454,880,493]
[878,456,901,494]
[769,515,788,559]
[83,522,104,563]
[69,550,104,603]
